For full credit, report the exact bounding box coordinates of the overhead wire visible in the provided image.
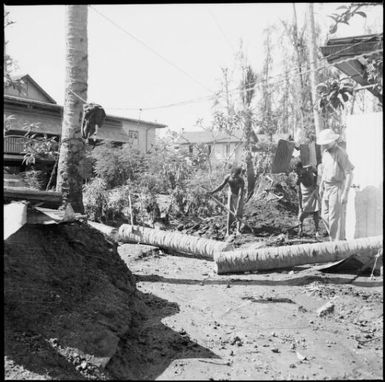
[207,7,235,54]
[224,33,383,96]
[71,43,382,114]
[105,47,382,112]
[86,5,382,112]
[88,5,213,94]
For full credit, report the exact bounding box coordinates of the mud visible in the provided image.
[4,218,382,380]
[116,248,383,380]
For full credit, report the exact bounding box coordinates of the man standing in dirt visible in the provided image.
[317,129,354,241]
[209,166,245,237]
[295,161,320,239]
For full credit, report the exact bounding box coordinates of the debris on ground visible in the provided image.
[3,169,382,380]
[317,301,335,317]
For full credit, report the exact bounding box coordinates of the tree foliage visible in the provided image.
[326,3,383,108]
[328,4,368,34]
[317,79,354,112]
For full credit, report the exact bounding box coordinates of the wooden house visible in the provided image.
[4,74,166,170]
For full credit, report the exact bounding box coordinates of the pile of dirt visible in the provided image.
[4,222,148,380]
[170,197,297,241]
[168,176,328,244]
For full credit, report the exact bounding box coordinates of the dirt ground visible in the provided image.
[113,245,383,380]
[4,204,383,380]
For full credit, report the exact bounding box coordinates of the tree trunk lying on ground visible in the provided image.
[214,236,383,274]
[88,222,234,260]
[88,222,382,274]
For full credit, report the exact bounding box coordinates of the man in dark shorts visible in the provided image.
[209,166,245,237]
[295,161,321,239]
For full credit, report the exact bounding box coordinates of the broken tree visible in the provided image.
[215,235,382,274]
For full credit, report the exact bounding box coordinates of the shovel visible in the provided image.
[200,185,253,232]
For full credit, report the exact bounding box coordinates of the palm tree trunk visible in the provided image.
[118,224,234,259]
[88,222,233,260]
[88,221,383,276]
[56,5,88,213]
[215,236,382,274]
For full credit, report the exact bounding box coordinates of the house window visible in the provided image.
[189,145,193,154]
[207,144,212,156]
[128,130,139,146]
[225,144,230,156]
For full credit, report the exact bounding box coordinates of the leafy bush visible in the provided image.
[20,169,46,190]
[87,137,287,223]
[183,167,225,218]
[83,178,107,222]
[104,185,133,223]
[91,143,145,188]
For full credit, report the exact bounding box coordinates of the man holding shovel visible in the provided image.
[295,161,321,239]
[208,166,245,237]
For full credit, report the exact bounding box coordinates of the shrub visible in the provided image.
[83,178,107,222]
[104,185,133,223]
[91,143,144,188]
[20,169,46,190]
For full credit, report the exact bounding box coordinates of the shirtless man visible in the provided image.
[209,166,245,237]
[295,161,320,239]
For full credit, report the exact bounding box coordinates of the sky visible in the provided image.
[4,3,383,136]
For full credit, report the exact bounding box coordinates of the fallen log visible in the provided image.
[118,224,235,260]
[88,222,234,260]
[88,221,118,239]
[214,236,383,274]
[88,222,382,274]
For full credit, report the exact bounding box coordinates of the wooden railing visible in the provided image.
[3,136,27,154]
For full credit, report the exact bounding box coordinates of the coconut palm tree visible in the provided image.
[56,5,88,212]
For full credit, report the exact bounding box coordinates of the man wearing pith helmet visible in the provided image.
[317,128,354,241]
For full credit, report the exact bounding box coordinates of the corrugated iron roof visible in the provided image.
[320,33,383,101]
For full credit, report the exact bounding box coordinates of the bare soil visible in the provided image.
[114,246,383,380]
[4,195,383,380]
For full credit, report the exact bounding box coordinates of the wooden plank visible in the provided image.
[4,202,28,240]
[27,206,86,224]
[4,187,62,209]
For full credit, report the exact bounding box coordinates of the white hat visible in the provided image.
[317,129,339,145]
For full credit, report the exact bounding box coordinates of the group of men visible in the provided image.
[209,129,354,242]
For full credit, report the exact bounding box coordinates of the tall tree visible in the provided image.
[258,27,277,141]
[291,3,306,135]
[56,5,88,212]
[306,3,323,135]
[239,64,258,200]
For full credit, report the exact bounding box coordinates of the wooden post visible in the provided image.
[128,189,134,226]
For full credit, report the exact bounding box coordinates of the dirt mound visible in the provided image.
[170,189,299,241]
[4,222,146,379]
[169,177,328,244]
